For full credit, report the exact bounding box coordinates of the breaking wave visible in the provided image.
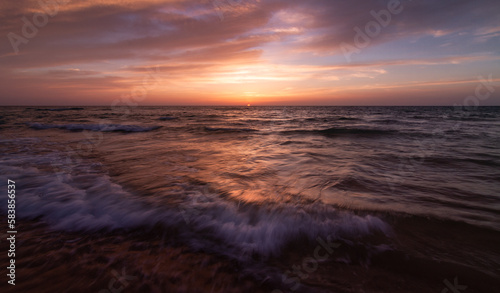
[0,150,392,261]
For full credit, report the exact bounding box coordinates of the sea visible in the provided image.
[0,106,499,292]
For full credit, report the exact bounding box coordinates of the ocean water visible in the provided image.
[0,106,499,292]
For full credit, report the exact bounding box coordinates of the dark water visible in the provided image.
[1,106,499,292]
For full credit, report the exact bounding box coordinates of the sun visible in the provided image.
[247,104,251,107]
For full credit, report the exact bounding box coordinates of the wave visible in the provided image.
[0,151,391,261]
[372,119,400,124]
[159,116,179,121]
[450,116,498,121]
[32,107,85,111]
[411,115,430,119]
[425,155,500,168]
[204,126,257,133]
[27,123,161,132]
[279,140,308,146]
[337,117,361,121]
[283,127,396,137]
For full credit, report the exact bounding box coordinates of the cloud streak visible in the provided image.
[0,0,499,105]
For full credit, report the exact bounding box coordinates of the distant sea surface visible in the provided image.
[1,106,499,292]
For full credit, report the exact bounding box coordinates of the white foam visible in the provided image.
[0,149,392,260]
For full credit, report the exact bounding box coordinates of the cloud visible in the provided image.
[0,0,499,105]
[291,0,500,53]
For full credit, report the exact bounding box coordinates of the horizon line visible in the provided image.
[1,105,500,107]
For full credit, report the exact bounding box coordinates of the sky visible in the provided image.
[0,0,499,106]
